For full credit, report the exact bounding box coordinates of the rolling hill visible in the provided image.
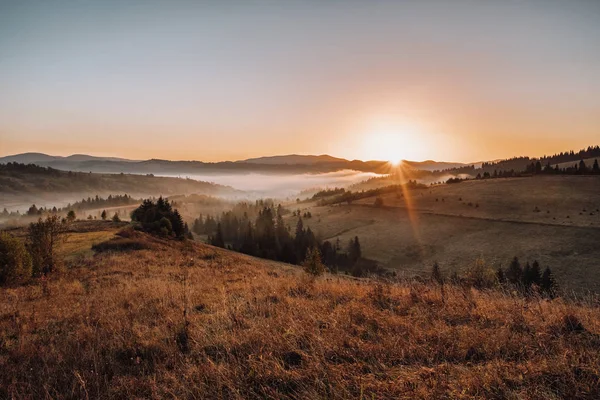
[1,223,598,399]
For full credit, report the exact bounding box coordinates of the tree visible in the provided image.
[27,204,39,216]
[66,210,76,222]
[431,262,443,284]
[112,213,121,222]
[541,267,557,298]
[593,159,600,173]
[101,210,107,220]
[27,215,68,276]
[496,267,506,284]
[374,197,384,207]
[348,236,361,263]
[506,256,523,285]
[211,223,225,248]
[0,232,32,284]
[302,246,325,277]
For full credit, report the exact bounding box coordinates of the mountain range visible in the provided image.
[0,152,470,175]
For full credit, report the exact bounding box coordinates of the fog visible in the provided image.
[158,170,386,198]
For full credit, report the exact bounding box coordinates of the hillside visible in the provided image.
[0,163,238,212]
[0,225,599,399]
[294,176,600,291]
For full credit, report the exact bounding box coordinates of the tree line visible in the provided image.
[195,203,370,275]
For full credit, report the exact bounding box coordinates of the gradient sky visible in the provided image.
[1,0,599,162]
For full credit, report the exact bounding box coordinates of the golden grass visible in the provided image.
[1,233,599,399]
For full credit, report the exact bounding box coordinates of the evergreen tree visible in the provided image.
[593,159,600,173]
[541,267,557,298]
[431,262,443,283]
[101,210,107,220]
[496,267,506,283]
[302,247,325,277]
[66,210,76,222]
[506,256,523,284]
[211,223,225,248]
[522,262,532,287]
[530,260,542,286]
[348,236,361,263]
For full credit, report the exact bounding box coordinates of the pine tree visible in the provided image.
[66,210,76,222]
[522,262,532,287]
[496,267,506,284]
[530,260,542,286]
[211,223,225,248]
[541,267,557,298]
[101,210,107,220]
[302,247,325,277]
[506,256,522,284]
[431,262,443,284]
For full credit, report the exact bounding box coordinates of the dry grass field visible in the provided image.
[296,176,600,291]
[1,227,600,399]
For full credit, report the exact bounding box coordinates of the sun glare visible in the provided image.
[364,122,424,163]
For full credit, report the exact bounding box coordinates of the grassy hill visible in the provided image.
[0,163,238,211]
[293,176,600,291]
[1,223,599,399]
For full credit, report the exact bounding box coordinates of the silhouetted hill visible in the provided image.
[240,154,348,165]
[0,162,239,211]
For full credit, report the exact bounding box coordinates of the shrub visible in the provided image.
[0,232,32,284]
[464,257,496,288]
[302,247,325,277]
[66,210,76,222]
[27,215,68,276]
[92,238,153,252]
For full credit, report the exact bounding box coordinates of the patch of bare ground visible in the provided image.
[1,232,599,399]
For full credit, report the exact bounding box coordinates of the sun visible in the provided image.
[364,125,420,164]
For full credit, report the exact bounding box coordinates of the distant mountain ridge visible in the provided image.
[239,154,349,165]
[0,152,470,175]
[0,152,136,164]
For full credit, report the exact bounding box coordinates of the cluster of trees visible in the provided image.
[312,188,345,200]
[499,257,557,296]
[190,200,287,236]
[203,203,369,275]
[456,158,599,184]
[433,257,557,297]
[318,181,426,206]
[0,215,70,285]
[61,194,137,213]
[292,209,312,218]
[1,194,136,222]
[130,197,187,238]
[0,162,62,177]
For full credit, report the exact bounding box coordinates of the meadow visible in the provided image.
[1,224,599,399]
[295,176,600,291]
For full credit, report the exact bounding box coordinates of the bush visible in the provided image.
[302,247,325,277]
[0,232,32,284]
[464,257,496,289]
[92,238,153,253]
[27,215,68,276]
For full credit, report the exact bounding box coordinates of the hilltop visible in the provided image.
[0,163,238,212]
[0,223,599,399]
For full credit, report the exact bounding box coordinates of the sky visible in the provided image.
[1,0,599,163]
